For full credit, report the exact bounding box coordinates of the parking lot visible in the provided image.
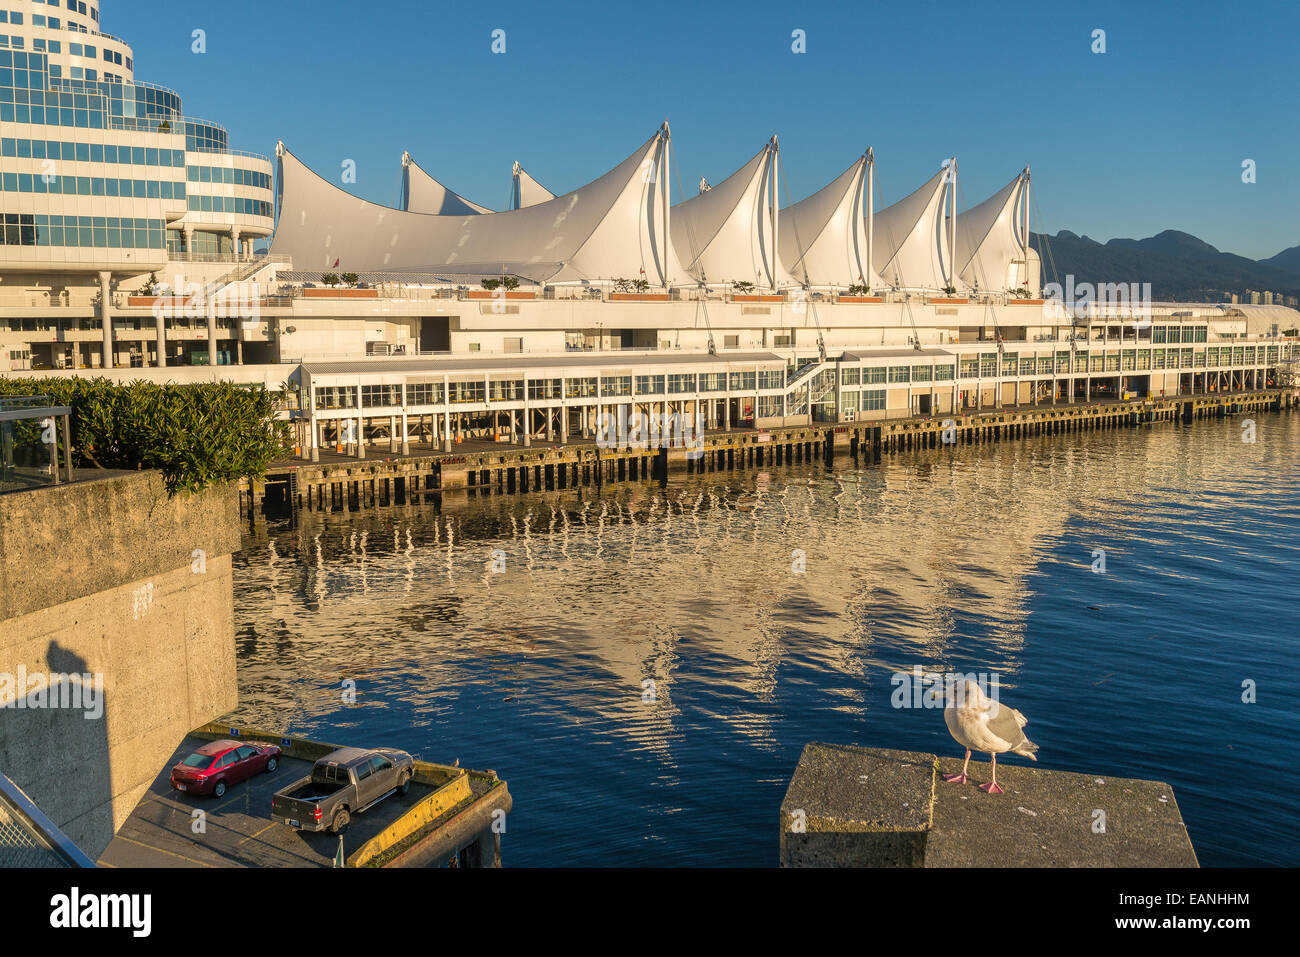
[99,736,439,868]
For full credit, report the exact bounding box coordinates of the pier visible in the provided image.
[239,388,1296,523]
[101,724,511,869]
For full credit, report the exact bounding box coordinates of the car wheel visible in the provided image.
[331,808,350,834]
[213,780,226,798]
[398,773,411,796]
[266,756,278,773]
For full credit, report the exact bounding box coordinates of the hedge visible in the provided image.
[0,377,292,494]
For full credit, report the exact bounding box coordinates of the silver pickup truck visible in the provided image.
[271,747,415,834]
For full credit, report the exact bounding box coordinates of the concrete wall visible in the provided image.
[0,472,240,859]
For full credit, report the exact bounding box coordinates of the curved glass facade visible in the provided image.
[0,0,273,265]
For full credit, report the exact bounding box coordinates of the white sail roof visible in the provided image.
[401,153,492,215]
[955,171,1027,292]
[779,155,875,288]
[272,127,680,285]
[511,162,555,209]
[872,165,953,291]
[671,139,790,290]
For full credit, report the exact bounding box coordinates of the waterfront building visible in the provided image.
[0,0,273,368]
[2,3,1297,463]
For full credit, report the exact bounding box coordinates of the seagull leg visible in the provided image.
[978,753,1005,794]
[943,749,971,784]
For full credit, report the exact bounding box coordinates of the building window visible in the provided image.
[564,377,596,398]
[528,378,562,400]
[758,369,784,390]
[314,387,357,410]
[635,374,665,395]
[361,384,401,408]
[861,390,886,411]
[449,380,485,403]
[888,366,910,383]
[668,373,696,394]
[728,371,756,392]
[699,372,726,392]
[863,366,887,384]
[600,376,631,397]
[841,367,860,386]
[406,382,444,405]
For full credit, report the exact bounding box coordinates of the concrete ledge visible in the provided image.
[780,743,1198,868]
[0,471,241,620]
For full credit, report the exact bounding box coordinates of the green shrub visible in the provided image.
[0,378,291,495]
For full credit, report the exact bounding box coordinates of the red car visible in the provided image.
[170,740,282,798]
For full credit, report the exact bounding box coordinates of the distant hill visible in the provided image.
[1029,229,1300,302]
[1261,244,1300,275]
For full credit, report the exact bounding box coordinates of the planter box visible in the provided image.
[733,294,784,303]
[837,295,883,303]
[609,293,670,302]
[303,288,379,299]
[1007,298,1045,305]
[928,297,969,304]
[466,290,536,300]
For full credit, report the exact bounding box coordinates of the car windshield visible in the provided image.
[182,753,214,769]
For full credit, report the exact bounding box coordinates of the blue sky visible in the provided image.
[112,0,1299,259]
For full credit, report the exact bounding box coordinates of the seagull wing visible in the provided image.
[986,701,1039,759]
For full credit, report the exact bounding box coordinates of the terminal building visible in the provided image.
[2,2,1297,458]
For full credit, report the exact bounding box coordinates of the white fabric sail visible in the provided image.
[272,127,679,285]
[671,139,789,290]
[872,166,953,291]
[401,153,492,215]
[779,155,876,288]
[511,162,555,209]
[955,172,1027,292]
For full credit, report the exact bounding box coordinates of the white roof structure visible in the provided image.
[272,125,681,284]
[954,170,1029,292]
[670,138,790,290]
[400,153,493,215]
[779,153,877,289]
[510,162,555,209]
[872,163,955,291]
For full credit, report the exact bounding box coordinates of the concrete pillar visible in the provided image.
[560,405,568,444]
[389,415,398,453]
[443,376,453,451]
[207,309,218,367]
[98,271,113,368]
[355,386,365,459]
[231,228,242,263]
[310,418,320,463]
[183,225,194,257]
[155,302,167,368]
[400,410,410,455]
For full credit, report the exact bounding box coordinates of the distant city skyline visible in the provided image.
[110,0,1300,260]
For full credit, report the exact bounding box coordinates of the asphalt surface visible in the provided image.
[98,736,436,868]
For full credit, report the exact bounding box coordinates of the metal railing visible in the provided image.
[0,773,95,868]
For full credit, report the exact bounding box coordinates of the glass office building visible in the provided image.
[0,0,273,270]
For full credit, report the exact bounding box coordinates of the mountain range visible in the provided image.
[1028,229,1300,303]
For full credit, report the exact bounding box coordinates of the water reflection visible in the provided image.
[231,413,1300,866]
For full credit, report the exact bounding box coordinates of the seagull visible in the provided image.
[942,678,1038,794]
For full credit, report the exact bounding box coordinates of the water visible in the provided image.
[230,412,1300,866]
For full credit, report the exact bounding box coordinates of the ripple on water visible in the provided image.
[229,412,1300,866]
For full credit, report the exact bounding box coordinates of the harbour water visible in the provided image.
[230,411,1299,866]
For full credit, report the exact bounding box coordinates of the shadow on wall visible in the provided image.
[0,642,114,859]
